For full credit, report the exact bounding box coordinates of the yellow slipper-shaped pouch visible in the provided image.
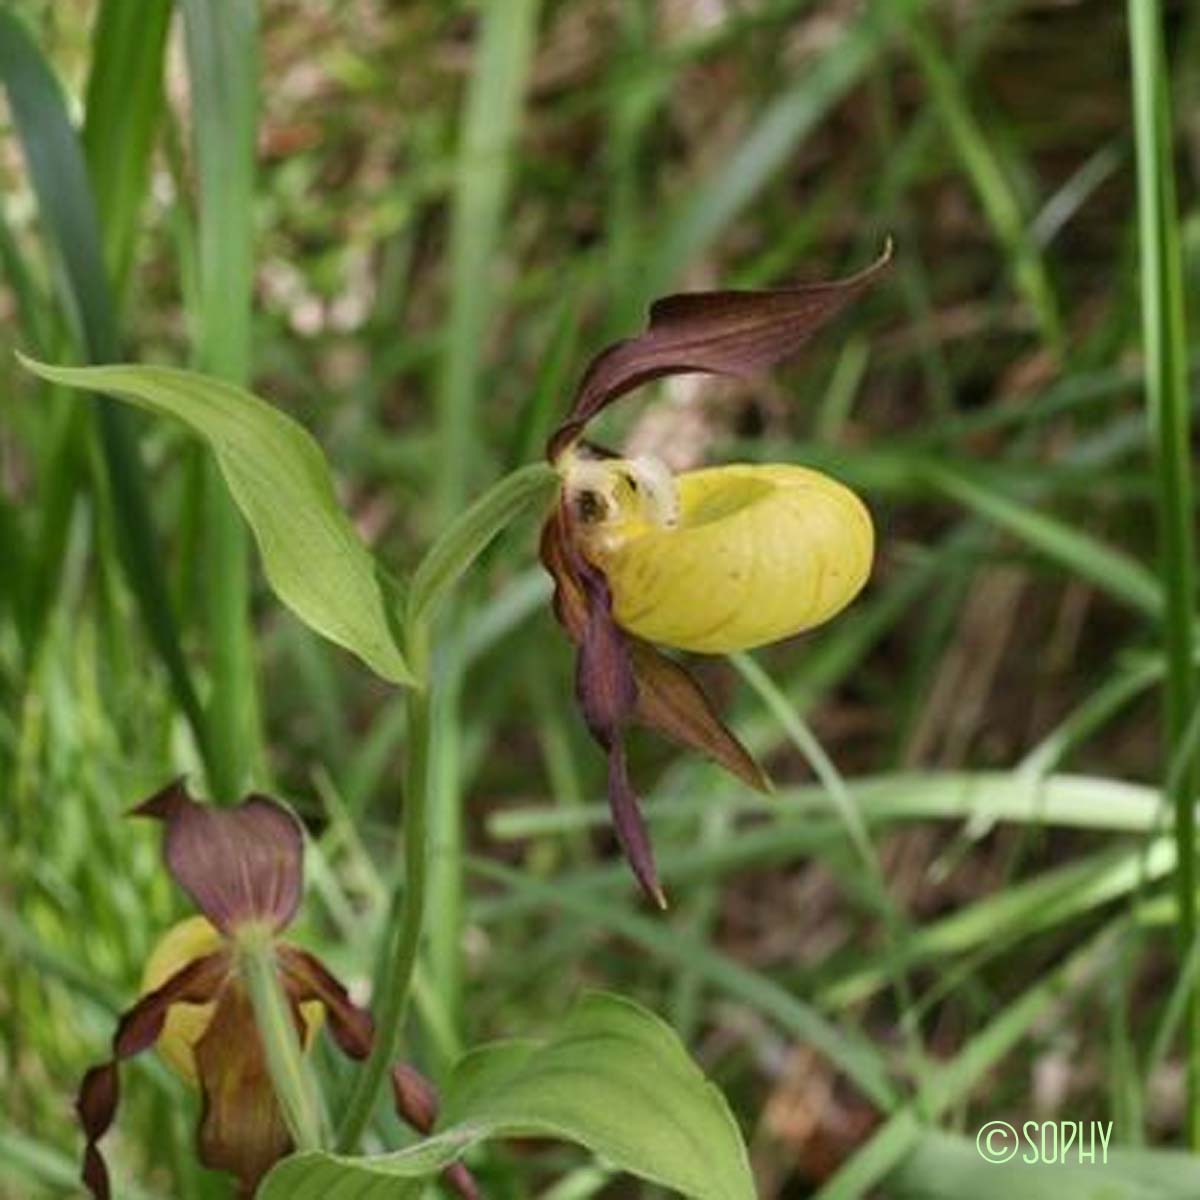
[574,461,873,654]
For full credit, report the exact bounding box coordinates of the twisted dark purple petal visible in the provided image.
[391,1065,482,1200]
[77,950,230,1199]
[569,547,665,907]
[277,944,374,1060]
[541,504,767,856]
[606,741,666,909]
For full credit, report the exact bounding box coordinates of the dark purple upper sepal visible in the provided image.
[134,780,305,936]
[547,244,892,460]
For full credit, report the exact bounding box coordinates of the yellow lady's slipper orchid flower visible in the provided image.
[79,781,480,1200]
[78,783,374,1200]
[540,247,891,906]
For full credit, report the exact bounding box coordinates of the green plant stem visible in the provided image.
[238,929,325,1152]
[337,682,432,1150]
[1128,0,1199,1147]
[425,0,541,1057]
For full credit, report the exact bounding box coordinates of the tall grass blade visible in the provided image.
[815,923,1121,1199]
[180,0,263,799]
[0,8,208,758]
[903,17,1061,349]
[428,0,542,1050]
[1128,0,1199,1146]
[922,461,1162,617]
[640,0,917,302]
[82,0,172,298]
[437,0,542,518]
[0,200,49,352]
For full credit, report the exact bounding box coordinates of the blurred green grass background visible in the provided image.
[2,0,1199,1197]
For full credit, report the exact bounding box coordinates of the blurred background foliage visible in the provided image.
[2,0,1199,1197]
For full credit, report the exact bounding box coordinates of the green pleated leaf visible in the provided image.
[259,992,754,1200]
[17,357,415,687]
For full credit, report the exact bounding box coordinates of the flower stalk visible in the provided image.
[337,682,432,1150]
[337,465,558,1148]
[237,927,325,1152]
[77,785,375,1197]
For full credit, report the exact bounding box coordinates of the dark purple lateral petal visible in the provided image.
[134,780,305,935]
[277,943,374,1060]
[390,1066,481,1200]
[575,561,638,751]
[443,1161,483,1200]
[78,1065,117,1200]
[112,950,232,1057]
[538,504,588,642]
[559,524,666,905]
[607,742,665,909]
[392,1064,438,1134]
[547,245,892,460]
[629,640,771,793]
[78,950,230,1200]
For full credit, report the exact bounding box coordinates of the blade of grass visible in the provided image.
[815,920,1122,1199]
[731,651,931,1092]
[600,3,663,333]
[337,685,433,1148]
[921,460,1163,617]
[1145,689,1200,1107]
[428,0,542,1054]
[0,10,114,355]
[821,840,1175,1009]
[0,198,49,352]
[507,293,582,469]
[1018,653,1164,779]
[81,0,172,298]
[436,0,541,518]
[180,0,263,800]
[487,770,1165,841]
[639,0,919,303]
[469,857,898,1112]
[0,8,209,765]
[1128,0,1199,1146]
[902,15,1061,350]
